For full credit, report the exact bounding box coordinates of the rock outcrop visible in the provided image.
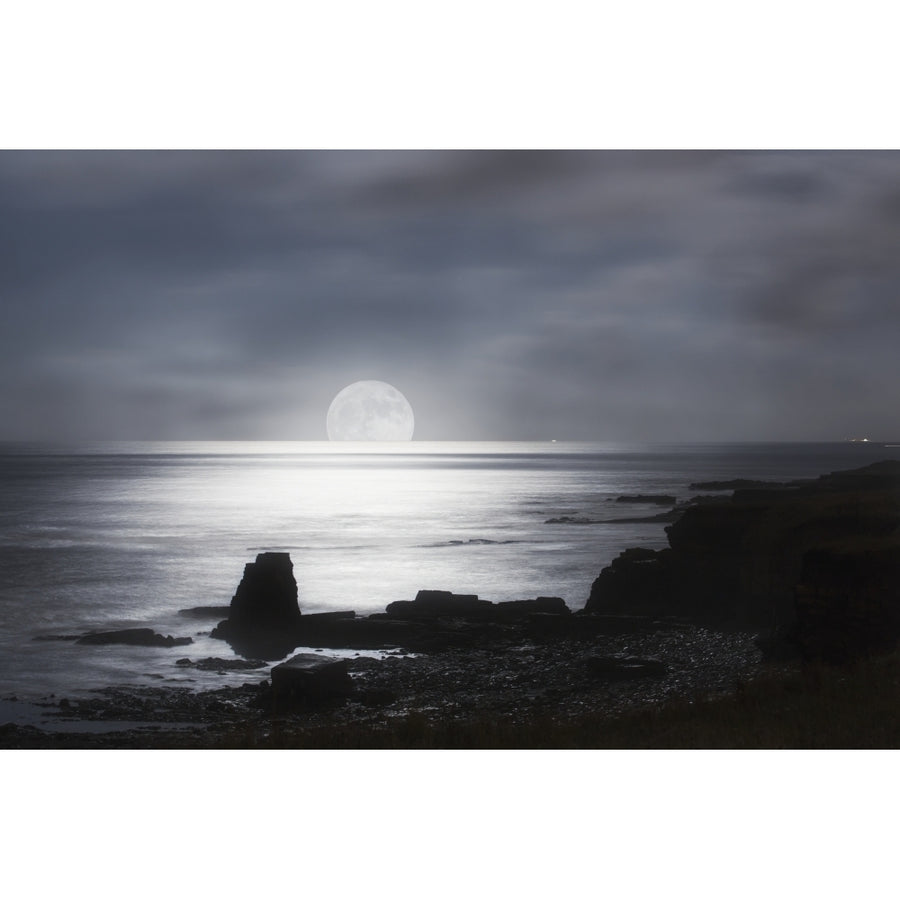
[385,590,493,619]
[175,657,268,671]
[495,596,570,618]
[211,552,303,658]
[211,555,593,657]
[229,551,302,632]
[584,461,900,661]
[76,628,192,648]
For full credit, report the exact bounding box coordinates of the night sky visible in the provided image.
[2,149,898,442]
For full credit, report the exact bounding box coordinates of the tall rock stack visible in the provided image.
[212,552,303,658]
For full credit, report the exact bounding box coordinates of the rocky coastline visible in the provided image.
[3,460,898,749]
[2,626,768,749]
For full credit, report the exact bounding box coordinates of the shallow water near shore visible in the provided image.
[1,440,897,704]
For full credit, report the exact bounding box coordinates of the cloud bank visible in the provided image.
[2,150,898,441]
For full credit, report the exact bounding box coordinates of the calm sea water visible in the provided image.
[1,440,898,701]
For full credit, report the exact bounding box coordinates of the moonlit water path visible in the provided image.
[1,440,898,699]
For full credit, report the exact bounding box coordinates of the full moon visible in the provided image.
[326,381,415,441]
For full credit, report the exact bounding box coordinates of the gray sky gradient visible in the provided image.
[2,149,898,441]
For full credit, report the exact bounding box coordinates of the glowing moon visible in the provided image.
[326,381,415,441]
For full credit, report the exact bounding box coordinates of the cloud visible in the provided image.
[1,150,898,440]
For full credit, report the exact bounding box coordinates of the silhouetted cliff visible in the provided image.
[585,461,900,661]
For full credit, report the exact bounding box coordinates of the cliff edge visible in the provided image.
[584,461,900,661]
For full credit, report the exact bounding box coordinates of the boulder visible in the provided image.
[76,628,193,648]
[270,653,354,708]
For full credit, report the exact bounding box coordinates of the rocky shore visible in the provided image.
[3,460,898,749]
[1,626,767,748]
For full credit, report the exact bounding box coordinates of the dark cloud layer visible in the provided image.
[1,150,898,441]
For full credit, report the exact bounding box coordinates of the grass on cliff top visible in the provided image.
[203,649,900,750]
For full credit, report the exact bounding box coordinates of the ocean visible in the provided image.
[1,440,897,701]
